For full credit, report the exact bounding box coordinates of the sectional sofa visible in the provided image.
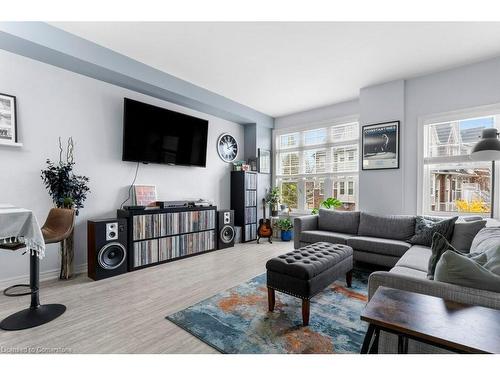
[294,209,500,353]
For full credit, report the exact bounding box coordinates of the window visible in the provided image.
[305,179,325,210]
[281,181,298,209]
[275,119,359,213]
[423,114,498,216]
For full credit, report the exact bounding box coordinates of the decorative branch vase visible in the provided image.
[60,230,74,280]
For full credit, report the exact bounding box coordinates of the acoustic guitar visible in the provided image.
[257,198,273,244]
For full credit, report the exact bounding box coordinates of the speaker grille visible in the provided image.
[98,242,127,270]
[220,225,235,244]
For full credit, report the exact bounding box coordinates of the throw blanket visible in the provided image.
[0,205,45,258]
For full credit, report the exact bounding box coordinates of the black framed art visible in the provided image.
[0,93,17,145]
[258,148,271,174]
[362,121,400,170]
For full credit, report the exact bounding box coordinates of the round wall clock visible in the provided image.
[217,133,238,162]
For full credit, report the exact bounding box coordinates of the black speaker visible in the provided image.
[217,210,235,249]
[87,218,128,281]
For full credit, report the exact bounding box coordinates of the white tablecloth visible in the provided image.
[0,204,45,258]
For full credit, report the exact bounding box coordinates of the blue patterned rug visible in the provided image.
[166,269,369,354]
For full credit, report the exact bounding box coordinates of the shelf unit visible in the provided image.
[117,206,217,271]
[231,171,258,242]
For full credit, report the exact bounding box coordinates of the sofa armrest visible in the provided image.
[368,271,500,309]
[293,215,318,249]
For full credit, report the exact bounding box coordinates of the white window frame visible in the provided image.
[273,115,360,215]
[417,103,500,218]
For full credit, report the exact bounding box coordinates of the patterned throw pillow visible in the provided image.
[408,215,458,247]
[428,232,461,280]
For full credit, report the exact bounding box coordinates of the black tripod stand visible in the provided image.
[0,250,66,330]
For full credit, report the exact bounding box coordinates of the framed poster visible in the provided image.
[258,148,271,174]
[133,185,157,206]
[0,93,17,145]
[362,121,400,170]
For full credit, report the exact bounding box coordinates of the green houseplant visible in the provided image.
[311,197,342,215]
[277,218,293,241]
[41,137,90,279]
[266,186,281,216]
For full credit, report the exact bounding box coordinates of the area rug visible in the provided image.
[166,269,370,354]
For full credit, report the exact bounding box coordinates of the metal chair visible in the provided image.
[0,208,75,331]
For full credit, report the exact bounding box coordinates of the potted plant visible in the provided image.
[266,186,281,216]
[277,218,293,241]
[311,197,342,214]
[41,137,90,279]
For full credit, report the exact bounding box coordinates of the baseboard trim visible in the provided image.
[0,263,87,289]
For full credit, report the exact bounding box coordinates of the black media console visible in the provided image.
[117,206,217,271]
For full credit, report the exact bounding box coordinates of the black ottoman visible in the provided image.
[266,242,353,326]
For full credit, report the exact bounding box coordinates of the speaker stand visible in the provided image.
[0,252,66,331]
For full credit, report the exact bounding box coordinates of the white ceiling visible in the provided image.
[52,22,500,118]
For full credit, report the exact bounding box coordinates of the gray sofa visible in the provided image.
[294,209,500,353]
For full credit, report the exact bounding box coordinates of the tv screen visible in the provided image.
[122,98,208,167]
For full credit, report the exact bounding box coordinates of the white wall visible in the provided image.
[0,50,244,283]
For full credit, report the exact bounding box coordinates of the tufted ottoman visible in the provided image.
[266,242,353,326]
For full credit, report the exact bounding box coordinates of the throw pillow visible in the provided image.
[427,232,460,280]
[434,250,500,293]
[450,220,486,253]
[408,216,458,247]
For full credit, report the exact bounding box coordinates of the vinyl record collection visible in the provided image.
[129,208,217,268]
[134,230,215,267]
[244,207,256,223]
[244,224,257,241]
[132,210,216,240]
[245,190,257,206]
[245,172,257,189]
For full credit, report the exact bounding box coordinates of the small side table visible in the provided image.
[360,287,500,354]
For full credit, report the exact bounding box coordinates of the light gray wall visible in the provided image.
[274,56,500,216]
[359,80,405,214]
[403,56,500,214]
[0,49,244,282]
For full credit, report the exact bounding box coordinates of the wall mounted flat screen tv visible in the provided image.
[122,98,209,167]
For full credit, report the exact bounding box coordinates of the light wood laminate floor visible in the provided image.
[0,241,292,353]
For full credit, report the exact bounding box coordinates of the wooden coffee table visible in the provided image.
[360,286,500,354]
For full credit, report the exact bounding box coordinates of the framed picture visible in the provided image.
[133,185,157,206]
[258,148,271,174]
[0,93,17,145]
[362,121,400,170]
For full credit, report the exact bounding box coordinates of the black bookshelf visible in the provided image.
[231,171,257,242]
[117,206,217,271]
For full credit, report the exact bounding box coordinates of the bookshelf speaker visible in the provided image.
[87,218,128,281]
[217,210,235,250]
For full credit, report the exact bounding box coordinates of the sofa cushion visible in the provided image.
[390,265,428,279]
[408,216,457,247]
[470,227,500,255]
[347,236,412,257]
[357,212,415,240]
[435,250,500,293]
[394,245,431,273]
[300,230,355,245]
[318,209,360,234]
[450,220,487,253]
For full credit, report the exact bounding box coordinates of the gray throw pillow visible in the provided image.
[408,216,458,247]
[318,209,360,234]
[427,232,461,280]
[434,250,500,293]
[450,220,486,253]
